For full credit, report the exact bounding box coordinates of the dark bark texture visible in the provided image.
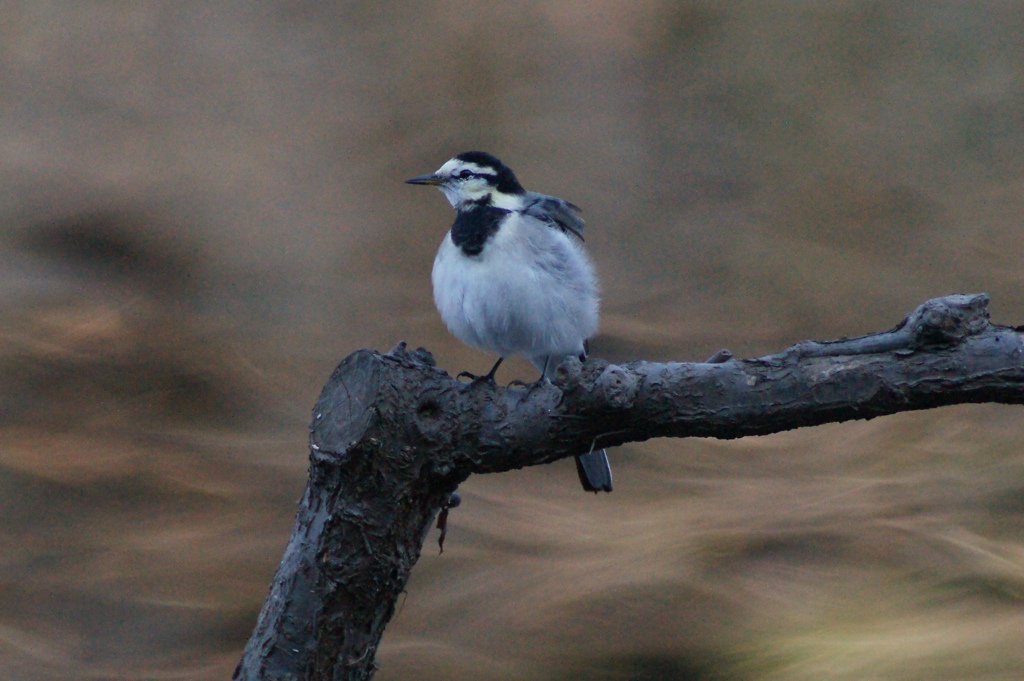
[234,293,1024,680]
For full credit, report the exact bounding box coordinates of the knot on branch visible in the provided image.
[597,364,640,409]
[552,355,585,391]
[552,356,638,411]
[905,293,990,348]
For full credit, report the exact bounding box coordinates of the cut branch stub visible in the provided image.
[235,345,463,681]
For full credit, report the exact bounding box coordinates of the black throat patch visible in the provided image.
[450,202,510,256]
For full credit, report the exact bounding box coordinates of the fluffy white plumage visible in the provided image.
[431,203,599,373]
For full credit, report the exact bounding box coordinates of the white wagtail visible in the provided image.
[407,151,613,493]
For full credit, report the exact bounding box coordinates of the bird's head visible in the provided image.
[406,151,525,209]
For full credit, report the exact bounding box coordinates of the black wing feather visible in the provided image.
[522,192,586,241]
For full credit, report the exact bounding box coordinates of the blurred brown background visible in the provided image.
[2,2,1023,679]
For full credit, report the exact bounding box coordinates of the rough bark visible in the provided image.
[234,293,1024,680]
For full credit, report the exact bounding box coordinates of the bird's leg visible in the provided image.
[484,356,505,380]
[457,357,504,383]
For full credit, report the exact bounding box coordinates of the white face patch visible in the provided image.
[432,159,501,207]
[426,155,527,210]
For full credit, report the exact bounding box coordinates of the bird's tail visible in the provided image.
[575,449,613,493]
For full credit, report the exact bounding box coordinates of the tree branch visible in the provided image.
[234,293,1024,680]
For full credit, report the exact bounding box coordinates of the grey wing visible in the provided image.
[522,191,586,242]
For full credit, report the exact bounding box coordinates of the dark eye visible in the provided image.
[458,169,473,179]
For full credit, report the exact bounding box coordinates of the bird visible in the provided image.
[407,151,612,493]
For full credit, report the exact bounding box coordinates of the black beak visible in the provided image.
[405,173,443,186]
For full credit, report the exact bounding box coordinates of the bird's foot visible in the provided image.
[456,357,505,384]
[507,376,550,399]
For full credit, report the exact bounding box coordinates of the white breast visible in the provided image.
[431,211,599,360]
